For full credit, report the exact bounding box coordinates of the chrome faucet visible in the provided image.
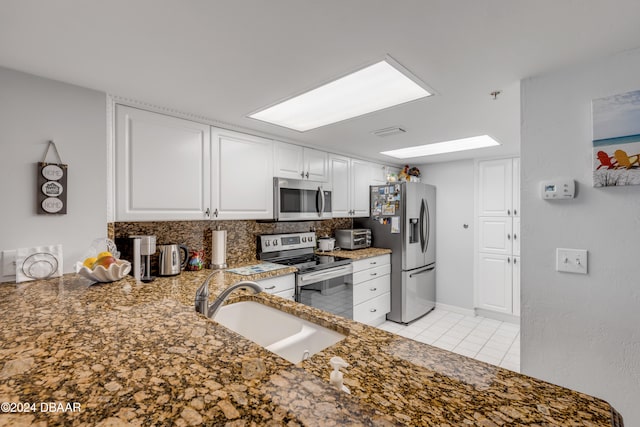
[195,275,262,319]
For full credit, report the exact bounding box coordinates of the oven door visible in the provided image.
[296,264,353,319]
[274,178,332,221]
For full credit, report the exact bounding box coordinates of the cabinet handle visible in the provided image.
[370,261,377,265]
[507,209,511,216]
[214,208,219,217]
[300,171,305,178]
[305,171,309,179]
[507,257,511,263]
[370,308,377,313]
[205,208,210,218]
[513,258,517,265]
[370,287,377,291]
[370,272,377,276]
[507,234,511,240]
[513,233,517,240]
[265,285,276,290]
[514,209,517,215]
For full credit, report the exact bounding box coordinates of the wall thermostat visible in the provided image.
[541,178,575,200]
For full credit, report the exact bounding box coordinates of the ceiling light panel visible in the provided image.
[381,135,500,159]
[249,59,433,132]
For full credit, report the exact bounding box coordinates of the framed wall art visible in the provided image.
[592,89,640,187]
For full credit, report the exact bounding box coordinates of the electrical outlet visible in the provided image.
[556,248,588,274]
[1,250,17,281]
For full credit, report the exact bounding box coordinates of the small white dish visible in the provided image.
[76,259,131,283]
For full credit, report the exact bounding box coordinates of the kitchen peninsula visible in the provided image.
[0,265,622,426]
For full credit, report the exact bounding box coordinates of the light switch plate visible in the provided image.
[556,248,588,274]
[1,250,17,282]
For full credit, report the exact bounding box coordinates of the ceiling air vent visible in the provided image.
[373,126,406,137]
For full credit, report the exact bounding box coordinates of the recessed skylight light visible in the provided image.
[381,135,500,159]
[248,58,433,132]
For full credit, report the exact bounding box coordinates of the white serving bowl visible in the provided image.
[76,259,131,283]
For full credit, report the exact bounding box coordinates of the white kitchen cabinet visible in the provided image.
[329,155,386,218]
[256,274,295,301]
[478,159,513,217]
[512,158,520,217]
[352,254,391,326]
[274,142,328,182]
[476,157,521,317]
[369,163,389,185]
[211,128,273,220]
[512,256,520,316]
[477,253,513,314]
[512,216,520,256]
[115,105,211,221]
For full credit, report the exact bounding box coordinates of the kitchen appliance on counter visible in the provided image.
[157,244,188,276]
[115,235,156,282]
[258,232,353,319]
[356,182,436,324]
[335,229,371,250]
[273,177,332,221]
[317,236,336,252]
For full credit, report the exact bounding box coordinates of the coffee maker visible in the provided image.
[115,235,156,282]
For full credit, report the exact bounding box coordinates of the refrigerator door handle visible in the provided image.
[409,265,435,278]
[419,198,427,253]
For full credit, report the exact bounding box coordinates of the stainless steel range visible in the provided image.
[258,232,354,319]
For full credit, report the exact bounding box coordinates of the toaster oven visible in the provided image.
[335,229,371,250]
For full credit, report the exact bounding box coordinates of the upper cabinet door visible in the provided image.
[478,159,513,216]
[512,157,520,217]
[274,142,328,181]
[369,163,388,185]
[329,154,351,217]
[351,159,373,217]
[115,105,211,221]
[274,142,304,179]
[304,147,329,182]
[212,128,274,220]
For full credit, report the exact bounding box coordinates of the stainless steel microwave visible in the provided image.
[273,178,332,221]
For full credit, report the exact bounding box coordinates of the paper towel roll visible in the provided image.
[211,230,227,269]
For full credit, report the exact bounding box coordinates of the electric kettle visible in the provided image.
[157,244,188,276]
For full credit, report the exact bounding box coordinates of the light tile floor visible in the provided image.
[377,308,520,372]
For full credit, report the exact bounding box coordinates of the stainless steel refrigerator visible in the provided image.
[356,181,436,324]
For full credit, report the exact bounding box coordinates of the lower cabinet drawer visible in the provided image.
[353,274,391,305]
[353,264,391,284]
[354,292,391,325]
[256,274,295,294]
[272,288,295,301]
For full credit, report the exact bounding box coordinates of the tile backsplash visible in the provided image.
[111,218,353,266]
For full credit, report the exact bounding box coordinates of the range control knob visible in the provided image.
[301,237,307,242]
[265,241,270,247]
[273,239,278,246]
[308,236,314,242]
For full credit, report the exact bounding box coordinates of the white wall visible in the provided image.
[521,48,640,424]
[420,160,475,311]
[0,67,107,280]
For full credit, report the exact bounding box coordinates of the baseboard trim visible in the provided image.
[474,308,520,324]
[435,302,475,317]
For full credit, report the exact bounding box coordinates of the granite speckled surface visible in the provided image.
[0,262,621,426]
[315,248,392,260]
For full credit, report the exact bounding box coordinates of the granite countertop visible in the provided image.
[0,261,622,426]
[315,247,392,260]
